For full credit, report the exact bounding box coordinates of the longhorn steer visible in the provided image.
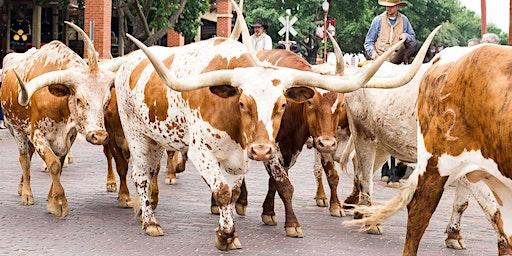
[115,2,413,248]
[345,44,512,255]
[0,22,116,217]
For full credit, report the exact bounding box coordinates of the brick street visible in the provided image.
[0,130,497,255]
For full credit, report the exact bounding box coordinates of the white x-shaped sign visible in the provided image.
[278,16,298,36]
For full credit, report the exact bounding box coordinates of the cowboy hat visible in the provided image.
[378,0,408,7]
[251,19,268,30]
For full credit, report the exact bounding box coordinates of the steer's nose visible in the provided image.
[315,136,337,153]
[248,143,275,161]
[86,130,109,145]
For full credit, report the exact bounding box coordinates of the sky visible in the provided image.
[458,0,509,32]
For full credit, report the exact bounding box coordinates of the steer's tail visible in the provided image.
[338,133,354,173]
[343,167,421,227]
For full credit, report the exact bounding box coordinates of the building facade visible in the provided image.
[0,0,233,67]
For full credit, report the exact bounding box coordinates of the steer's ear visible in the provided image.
[284,86,315,103]
[209,85,240,98]
[48,84,72,97]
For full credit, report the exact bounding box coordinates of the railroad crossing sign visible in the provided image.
[278,9,298,50]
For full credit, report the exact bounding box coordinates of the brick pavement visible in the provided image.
[0,132,496,255]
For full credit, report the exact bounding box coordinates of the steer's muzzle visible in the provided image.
[248,143,276,161]
[315,136,337,153]
[86,130,109,145]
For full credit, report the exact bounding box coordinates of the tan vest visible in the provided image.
[375,12,404,56]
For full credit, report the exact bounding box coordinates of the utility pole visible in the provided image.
[509,0,512,45]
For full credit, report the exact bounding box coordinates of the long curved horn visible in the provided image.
[99,57,126,73]
[327,32,344,75]
[364,25,441,88]
[65,21,99,70]
[126,34,235,91]
[229,0,244,40]
[290,38,406,93]
[15,69,76,106]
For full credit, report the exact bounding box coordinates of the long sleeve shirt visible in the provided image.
[364,13,416,57]
[250,33,273,51]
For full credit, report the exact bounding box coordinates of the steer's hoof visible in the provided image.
[386,181,400,189]
[21,194,34,205]
[445,238,466,250]
[261,214,277,226]
[118,195,133,208]
[164,177,177,185]
[366,224,383,235]
[235,203,246,216]
[315,197,329,207]
[285,226,304,238]
[330,205,346,217]
[214,236,242,251]
[47,197,68,217]
[106,182,117,192]
[145,224,164,236]
[210,205,220,215]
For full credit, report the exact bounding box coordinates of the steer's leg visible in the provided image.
[460,177,511,255]
[165,151,177,185]
[32,129,68,217]
[359,147,389,234]
[188,144,243,251]
[165,150,187,185]
[349,140,377,213]
[14,130,35,205]
[261,175,277,225]
[149,162,160,210]
[235,179,248,216]
[404,157,447,256]
[104,145,117,192]
[445,179,471,250]
[110,143,132,208]
[313,151,328,207]
[320,153,344,217]
[129,135,165,236]
[264,157,303,238]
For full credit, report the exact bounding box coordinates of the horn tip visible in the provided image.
[18,93,29,106]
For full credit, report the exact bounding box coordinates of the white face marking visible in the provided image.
[232,67,292,140]
[331,97,339,114]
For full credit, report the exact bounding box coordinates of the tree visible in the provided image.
[116,0,209,53]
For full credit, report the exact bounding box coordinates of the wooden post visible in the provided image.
[32,5,42,48]
[481,0,487,35]
[52,6,59,40]
[118,5,125,56]
[64,7,69,45]
[5,1,10,52]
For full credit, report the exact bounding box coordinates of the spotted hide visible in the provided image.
[344,44,512,255]
[0,37,116,218]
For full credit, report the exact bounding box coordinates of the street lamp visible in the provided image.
[322,0,329,62]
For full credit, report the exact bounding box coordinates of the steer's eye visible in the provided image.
[76,98,86,108]
[239,102,245,109]
[281,103,287,109]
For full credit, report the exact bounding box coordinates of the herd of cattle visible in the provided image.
[0,1,511,255]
